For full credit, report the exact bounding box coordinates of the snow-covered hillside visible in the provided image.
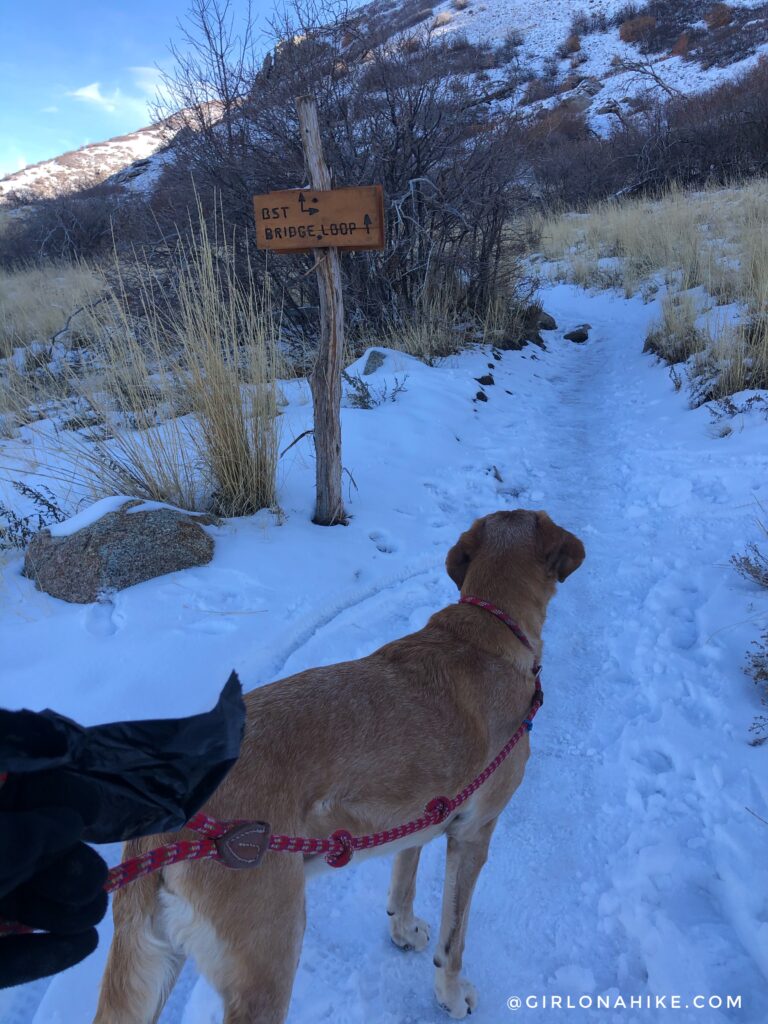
[1,280,767,1023]
[406,0,768,131]
[0,122,171,203]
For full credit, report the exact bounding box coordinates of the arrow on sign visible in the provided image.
[363,214,372,234]
[298,193,320,215]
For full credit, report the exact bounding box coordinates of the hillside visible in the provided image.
[2,0,767,204]
[0,121,171,203]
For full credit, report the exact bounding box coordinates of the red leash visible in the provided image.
[0,597,541,938]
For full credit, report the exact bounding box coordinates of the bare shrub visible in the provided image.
[433,11,453,28]
[705,3,734,29]
[521,75,560,104]
[569,9,608,35]
[732,540,768,590]
[670,32,691,58]
[611,3,643,26]
[452,0,468,8]
[747,634,768,744]
[0,190,152,267]
[619,15,657,43]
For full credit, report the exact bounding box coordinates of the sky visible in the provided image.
[0,1,277,177]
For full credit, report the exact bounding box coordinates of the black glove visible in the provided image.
[0,806,108,987]
[0,670,245,989]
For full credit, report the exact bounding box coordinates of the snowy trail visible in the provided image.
[2,285,767,1024]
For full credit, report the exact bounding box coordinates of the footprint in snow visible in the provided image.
[84,592,121,636]
[369,530,397,554]
[633,747,674,775]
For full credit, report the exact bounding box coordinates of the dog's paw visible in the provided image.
[434,971,478,1019]
[389,914,430,952]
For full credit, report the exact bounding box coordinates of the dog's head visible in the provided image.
[446,510,585,593]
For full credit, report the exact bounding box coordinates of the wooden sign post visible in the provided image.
[253,95,384,527]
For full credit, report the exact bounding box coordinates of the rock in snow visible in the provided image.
[564,324,591,343]
[23,502,214,603]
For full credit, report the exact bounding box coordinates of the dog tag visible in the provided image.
[215,822,272,868]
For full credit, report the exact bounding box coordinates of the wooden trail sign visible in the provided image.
[253,184,385,252]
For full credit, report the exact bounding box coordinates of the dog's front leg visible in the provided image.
[386,846,430,951]
[433,816,498,1019]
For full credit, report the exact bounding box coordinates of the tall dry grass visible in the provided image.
[643,291,705,364]
[535,179,768,396]
[1,207,281,516]
[383,295,469,364]
[0,263,106,356]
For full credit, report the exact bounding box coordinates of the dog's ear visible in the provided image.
[446,520,485,589]
[536,512,585,582]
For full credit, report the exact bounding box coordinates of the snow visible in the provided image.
[0,123,169,202]
[425,0,768,132]
[2,281,768,1023]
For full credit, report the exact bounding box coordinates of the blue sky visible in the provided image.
[0,1,275,177]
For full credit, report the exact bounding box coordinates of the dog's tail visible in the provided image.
[93,838,184,1024]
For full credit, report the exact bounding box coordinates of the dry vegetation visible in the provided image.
[619,15,657,43]
[534,179,768,400]
[0,263,106,356]
[731,511,768,743]
[0,208,281,517]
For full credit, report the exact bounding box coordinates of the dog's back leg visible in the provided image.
[167,853,307,1024]
[93,840,185,1024]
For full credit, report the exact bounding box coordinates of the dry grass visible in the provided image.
[559,32,581,56]
[379,287,529,364]
[384,296,468,364]
[643,291,705,363]
[2,205,281,516]
[535,179,768,395]
[0,263,106,357]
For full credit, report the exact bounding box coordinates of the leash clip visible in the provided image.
[215,821,272,869]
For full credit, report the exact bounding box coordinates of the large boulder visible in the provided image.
[23,501,215,603]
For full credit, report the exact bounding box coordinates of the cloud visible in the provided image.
[66,67,162,120]
[41,105,59,114]
[129,66,163,96]
[67,82,122,114]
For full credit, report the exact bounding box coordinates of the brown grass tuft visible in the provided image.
[561,32,581,56]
